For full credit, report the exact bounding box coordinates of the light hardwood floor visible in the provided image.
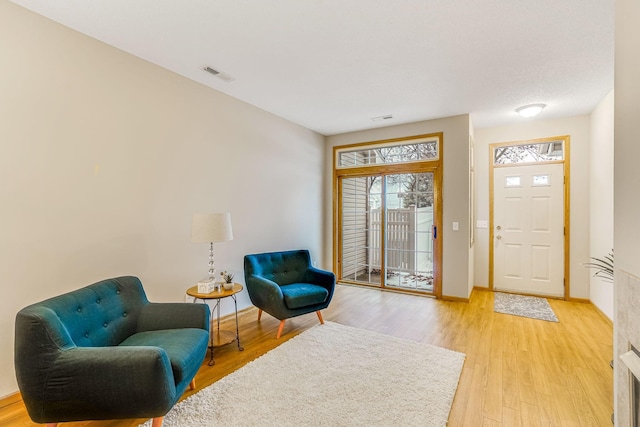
[0,285,613,426]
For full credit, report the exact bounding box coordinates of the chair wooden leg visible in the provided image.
[151,416,164,427]
[276,319,286,339]
[316,310,324,325]
[189,378,196,390]
[258,309,263,321]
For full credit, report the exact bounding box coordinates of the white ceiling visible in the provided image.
[10,0,614,136]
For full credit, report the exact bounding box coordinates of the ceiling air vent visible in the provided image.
[203,66,235,83]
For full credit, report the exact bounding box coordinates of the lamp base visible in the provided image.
[207,242,216,283]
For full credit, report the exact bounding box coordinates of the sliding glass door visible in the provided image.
[334,133,442,296]
[339,171,437,294]
[340,176,382,286]
[384,172,435,292]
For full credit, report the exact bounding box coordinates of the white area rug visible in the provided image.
[141,321,465,427]
[494,292,559,322]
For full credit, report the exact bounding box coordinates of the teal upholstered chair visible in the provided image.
[14,276,210,427]
[244,249,335,338]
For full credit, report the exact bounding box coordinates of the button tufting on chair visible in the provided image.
[14,276,210,427]
[244,249,335,339]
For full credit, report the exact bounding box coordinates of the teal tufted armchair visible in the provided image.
[14,276,210,427]
[244,249,335,338]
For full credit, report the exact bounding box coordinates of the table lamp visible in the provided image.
[191,212,233,282]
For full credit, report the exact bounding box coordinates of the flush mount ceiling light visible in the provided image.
[516,103,546,118]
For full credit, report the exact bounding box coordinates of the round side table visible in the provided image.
[186,283,244,366]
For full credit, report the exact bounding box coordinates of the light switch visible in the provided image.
[477,220,488,229]
[452,222,459,231]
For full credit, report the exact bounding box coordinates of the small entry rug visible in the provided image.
[494,292,559,322]
[141,321,465,427]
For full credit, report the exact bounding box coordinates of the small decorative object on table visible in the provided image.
[197,278,216,293]
[221,271,235,290]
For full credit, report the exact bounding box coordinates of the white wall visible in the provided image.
[474,115,592,299]
[614,0,640,279]
[469,120,476,294]
[325,115,472,300]
[589,90,614,320]
[0,1,325,397]
[614,0,640,418]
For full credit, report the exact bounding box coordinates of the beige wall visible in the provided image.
[474,115,592,299]
[614,0,640,419]
[325,115,472,300]
[0,1,325,397]
[589,90,614,320]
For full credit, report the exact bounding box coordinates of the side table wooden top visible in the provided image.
[186,283,243,300]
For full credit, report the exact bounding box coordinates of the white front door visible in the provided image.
[493,163,564,296]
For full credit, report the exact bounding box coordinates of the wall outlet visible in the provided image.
[452,221,459,231]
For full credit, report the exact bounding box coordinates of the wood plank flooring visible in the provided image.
[0,285,613,426]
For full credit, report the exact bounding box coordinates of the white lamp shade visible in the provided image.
[191,213,233,243]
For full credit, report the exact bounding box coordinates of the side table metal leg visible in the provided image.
[233,294,244,351]
[208,299,220,366]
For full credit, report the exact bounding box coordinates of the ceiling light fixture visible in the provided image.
[516,103,546,118]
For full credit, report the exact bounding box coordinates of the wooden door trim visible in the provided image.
[488,135,570,299]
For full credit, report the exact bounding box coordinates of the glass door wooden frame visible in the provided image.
[333,133,444,298]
